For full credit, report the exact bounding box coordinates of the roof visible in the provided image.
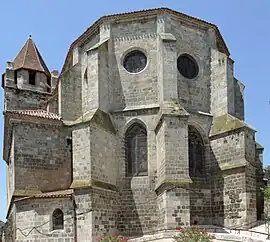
[59,7,229,78]
[13,36,51,77]
[6,109,61,121]
[30,189,73,198]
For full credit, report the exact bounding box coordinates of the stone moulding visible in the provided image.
[210,114,256,138]
[113,33,157,42]
[219,161,247,171]
[70,179,118,192]
[63,108,116,134]
[159,32,176,41]
[154,101,189,133]
[86,37,110,52]
[155,179,193,195]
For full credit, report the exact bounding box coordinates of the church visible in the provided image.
[2,7,264,242]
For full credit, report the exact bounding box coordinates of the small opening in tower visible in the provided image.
[29,70,36,85]
[47,77,51,92]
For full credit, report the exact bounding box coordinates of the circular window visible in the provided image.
[177,54,199,79]
[123,50,147,73]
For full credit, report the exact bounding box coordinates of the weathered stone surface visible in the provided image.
[1,7,264,242]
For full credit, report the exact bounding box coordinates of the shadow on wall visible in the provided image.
[110,42,126,111]
[209,146,225,227]
[116,177,144,237]
[189,148,224,226]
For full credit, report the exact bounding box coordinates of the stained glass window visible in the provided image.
[123,51,147,73]
[188,126,204,176]
[177,54,198,79]
[125,123,148,176]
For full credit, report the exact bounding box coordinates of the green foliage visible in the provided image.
[98,235,128,242]
[263,185,270,201]
[264,166,270,180]
[174,227,215,242]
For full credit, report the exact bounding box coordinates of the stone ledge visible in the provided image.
[86,37,110,52]
[159,33,176,41]
[154,101,189,133]
[155,179,192,194]
[70,179,118,192]
[64,108,116,134]
[210,114,256,138]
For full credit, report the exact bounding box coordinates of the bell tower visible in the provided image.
[2,35,56,111]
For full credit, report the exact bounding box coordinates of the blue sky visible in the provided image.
[0,1,269,221]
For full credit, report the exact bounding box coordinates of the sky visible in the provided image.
[0,0,269,221]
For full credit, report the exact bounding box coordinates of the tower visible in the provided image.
[2,35,57,111]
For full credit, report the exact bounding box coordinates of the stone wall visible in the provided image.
[47,93,59,115]
[189,179,211,225]
[210,130,246,170]
[60,63,82,121]
[210,49,235,117]
[209,129,257,228]
[14,197,74,241]
[4,87,50,111]
[111,21,158,110]
[90,123,116,185]
[13,122,72,192]
[117,177,158,236]
[7,129,15,209]
[74,187,118,242]
[72,124,91,182]
[234,78,245,120]
[112,110,159,236]
[172,19,212,113]
[16,69,49,93]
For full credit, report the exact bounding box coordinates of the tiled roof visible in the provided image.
[31,189,73,198]
[59,7,229,79]
[13,36,51,77]
[7,109,62,120]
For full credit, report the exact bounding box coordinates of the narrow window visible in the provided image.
[29,70,36,85]
[47,77,51,92]
[52,209,64,230]
[188,126,204,177]
[125,123,148,176]
[84,68,88,84]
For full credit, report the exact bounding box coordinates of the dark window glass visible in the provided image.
[125,123,148,176]
[29,70,36,85]
[47,78,51,92]
[52,209,64,230]
[177,54,198,79]
[123,51,147,73]
[188,126,204,176]
[84,69,88,84]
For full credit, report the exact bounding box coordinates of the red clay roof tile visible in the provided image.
[7,109,61,120]
[13,36,51,77]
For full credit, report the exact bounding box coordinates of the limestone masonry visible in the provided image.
[1,7,264,242]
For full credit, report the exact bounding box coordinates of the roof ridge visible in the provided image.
[13,36,51,77]
[22,37,30,68]
[31,38,44,73]
[58,7,229,80]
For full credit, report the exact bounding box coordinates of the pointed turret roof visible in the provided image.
[13,36,51,77]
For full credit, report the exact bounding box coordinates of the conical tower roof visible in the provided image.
[13,36,51,77]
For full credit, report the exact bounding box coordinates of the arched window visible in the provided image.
[52,209,64,230]
[125,123,148,176]
[188,126,204,177]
